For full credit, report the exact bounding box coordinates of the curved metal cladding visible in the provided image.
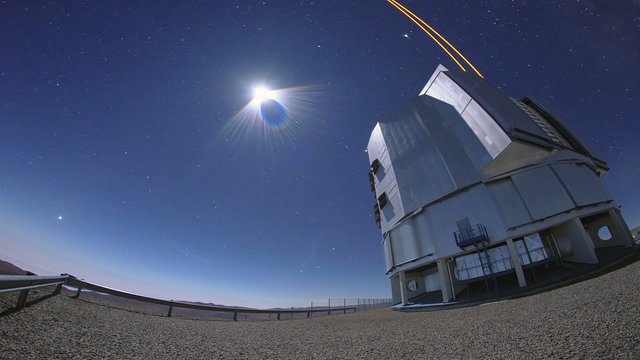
[368,65,622,286]
[367,93,510,272]
[368,95,493,232]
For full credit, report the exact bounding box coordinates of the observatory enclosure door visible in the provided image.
[457,218,471,233]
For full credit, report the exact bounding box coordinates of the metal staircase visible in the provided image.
[454,223,498,296]
[454,223,489,249]
[477,243,493,278]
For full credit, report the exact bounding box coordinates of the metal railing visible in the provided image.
[0,274,385,321]
[0,274,69,310]
[310,298,392,313]
[456,256,514,282]
[454,224,489,248]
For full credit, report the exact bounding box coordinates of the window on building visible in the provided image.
[457,218,471,234]
[407,280,419,292]
[377,192,388,209]
[371,159,381,174]
[368,170,376,195]
[597,226,612,241]
[515,233,549,265]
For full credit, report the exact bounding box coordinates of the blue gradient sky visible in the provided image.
[1,1,638,308]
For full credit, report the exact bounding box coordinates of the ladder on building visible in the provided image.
[475,241,499,298]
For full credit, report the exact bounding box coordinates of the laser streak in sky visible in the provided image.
[387,0,484,78]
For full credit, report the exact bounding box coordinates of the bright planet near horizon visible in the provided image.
[0,1,638,309]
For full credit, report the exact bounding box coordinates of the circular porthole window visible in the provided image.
[407,280,419,292]
[598,226,613,241]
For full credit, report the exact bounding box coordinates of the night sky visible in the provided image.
[1,1,638,308]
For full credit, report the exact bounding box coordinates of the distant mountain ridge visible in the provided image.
[0,259,30,275]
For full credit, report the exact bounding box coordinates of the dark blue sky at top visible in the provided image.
[1,1,638,307]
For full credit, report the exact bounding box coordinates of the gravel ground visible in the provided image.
[2,261,640,360]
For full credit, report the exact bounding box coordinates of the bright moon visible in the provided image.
[252,86,275,104]
[57,215,63,220]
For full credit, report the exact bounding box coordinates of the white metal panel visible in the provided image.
[460,100,511,158]
[367,123,406,232]
[383,236,394,272]
[424,71,472,113]
[390,221,421,265]
[552,163,612,206]
[422,185,508,258]
[487,178,532,228]
[435,66,552,141]
[411,212,437,257]
[512,166,574,220]
[378,96,492,216]
[381,184,402,231]
[423,71,510,160]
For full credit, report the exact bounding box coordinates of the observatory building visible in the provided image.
[367,65,635,306]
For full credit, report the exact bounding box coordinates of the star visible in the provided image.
[57,215,63,220]
[402,33,410,38]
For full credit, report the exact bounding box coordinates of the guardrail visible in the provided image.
[0,274,70,310]
[0,274,370,321]
[67,276,358,320]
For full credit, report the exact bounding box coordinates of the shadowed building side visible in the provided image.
[367,65,635,306]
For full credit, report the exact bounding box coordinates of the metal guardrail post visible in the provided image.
[277,312,281,320]
[54,283,63,295]
[307,312,310,318]
[16,290,29,309]
[73,287,82,298]
[233,311,238,321]
[168,304,173,317]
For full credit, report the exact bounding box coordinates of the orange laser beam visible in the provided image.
[387,0,466,73]
[389,0,484,78]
